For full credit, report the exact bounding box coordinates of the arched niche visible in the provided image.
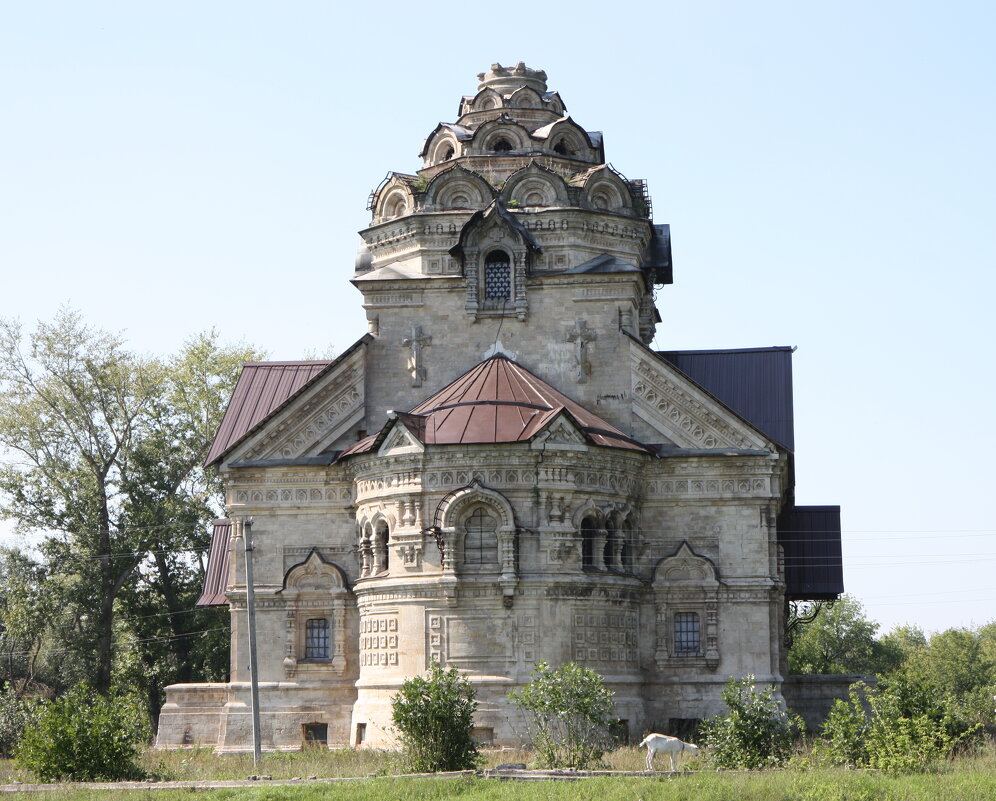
[507,85,543,108]
[471,120,531,155]
[471,87,504,112]
[581,167,635,215]
[502,162,570,208]
[423,165,494,212]
[533,118,596,160]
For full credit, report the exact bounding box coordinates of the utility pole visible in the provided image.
[242,517,262,768]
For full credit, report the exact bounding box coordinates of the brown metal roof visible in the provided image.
[196,519,232,607]
[205,361,331,466]
[343,355,650,456]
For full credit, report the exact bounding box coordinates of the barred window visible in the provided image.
[463,507,499,570]
[674,612,700,656]
[484,251,511,301]
[305,618,330,659]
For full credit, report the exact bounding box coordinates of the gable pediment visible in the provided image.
[530,410,589,451]
[629,340,771,451]
[377,419,425,457]
[227,343,367,464]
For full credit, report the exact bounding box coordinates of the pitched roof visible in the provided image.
[205,361,332,466]
[341,355,650,457]
[204,335,372,467]
[657,346,795,451]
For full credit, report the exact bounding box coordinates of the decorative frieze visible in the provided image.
[573,610,637,665]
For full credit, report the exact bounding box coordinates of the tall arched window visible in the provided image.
[581,516,598,570]
[373,521,390,574]
[484,250,511,305]
[462,506,499,571]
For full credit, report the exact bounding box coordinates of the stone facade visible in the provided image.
[156,63,831,752]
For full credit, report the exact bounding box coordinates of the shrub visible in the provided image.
[700,674,802,769]
[14,684,146,782]
[390,662,481,773]
[509,660,617,769]
[0,684,42,759]
[815,679,981,774]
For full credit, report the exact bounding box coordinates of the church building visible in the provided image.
[156,63,842,751]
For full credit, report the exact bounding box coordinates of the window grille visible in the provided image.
[463,507,499,568]
[305,618,330,659]
[674,612,700,656]
[484,252,511,301]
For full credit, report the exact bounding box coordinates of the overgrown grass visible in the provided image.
[2,741,994,801]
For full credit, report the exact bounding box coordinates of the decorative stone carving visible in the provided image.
[401,324,431,387]
[566,319,596,383]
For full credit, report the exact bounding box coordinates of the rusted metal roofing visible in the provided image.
[778,505,843,601]
[196,519,232,607]
[657,346,795,451]
[342,355,650,457]
[205,335,373,467]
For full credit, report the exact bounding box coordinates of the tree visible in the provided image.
[390,662,481,773]
[0,310,258,700]
[508,661,617,769]
[699,674,802,769]
[788,595,891,675]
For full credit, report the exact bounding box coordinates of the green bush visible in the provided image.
[390,662,481,773]
[815,679,981,774]
[14,684,146,782]
[508,660,617,769]
[0,684,42,759]
[700,674,802,769]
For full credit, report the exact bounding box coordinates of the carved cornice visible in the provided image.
[631,351,767,450]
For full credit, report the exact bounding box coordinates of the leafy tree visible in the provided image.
[699,674,802,769]
[509,660,617,769]
[14,683,146,781]
[0,548,57,690]
[0,310,258,704]
[390,662,481,773]
[788,595,892,675]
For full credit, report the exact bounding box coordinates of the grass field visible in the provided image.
[2,743,995,800]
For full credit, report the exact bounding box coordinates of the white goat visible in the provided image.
[638,733,700,772]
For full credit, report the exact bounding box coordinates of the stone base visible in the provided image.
[156,681,357,752]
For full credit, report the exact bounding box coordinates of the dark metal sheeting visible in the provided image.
[657,346,795,451]
[778,505,844,601]
[196,519,232,607]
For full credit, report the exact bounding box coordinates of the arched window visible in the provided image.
[484,251,511,303]
[442,146,455,161]
[604,528,617,570]
[581,516,598,570]
[462,506,499,571]
[553,139,569,156]
[305,618,330,659]
[492,138,513,153]
[374,521,390,574]
[620,519,633,571]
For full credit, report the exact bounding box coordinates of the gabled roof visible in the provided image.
[205,336,371,466]
[341,355,651,457]
[657,346,795,451]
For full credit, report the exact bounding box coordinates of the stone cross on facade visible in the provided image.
[401,324,432,387]
[566,320,597,383]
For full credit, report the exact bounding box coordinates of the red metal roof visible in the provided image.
[196,519,232,607]
[343,355,650,456]
[205,360,332,466]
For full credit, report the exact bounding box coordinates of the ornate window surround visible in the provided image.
[652,542,721,671]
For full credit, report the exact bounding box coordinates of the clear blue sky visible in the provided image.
[2,1,994,635]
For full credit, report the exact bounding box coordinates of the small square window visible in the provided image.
[303,723,327,746]
[674,612,700,656]
[306,618,330,659]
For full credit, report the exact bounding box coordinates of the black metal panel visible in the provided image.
[778,505,843,601]
[641,224,672,285]
[658,346,795,451]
